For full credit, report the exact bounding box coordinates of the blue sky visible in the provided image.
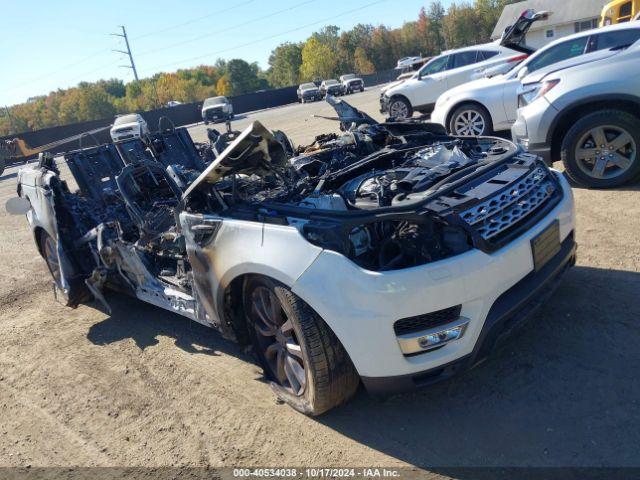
[1,0,453,106]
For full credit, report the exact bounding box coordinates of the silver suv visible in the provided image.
[512,33,640,188]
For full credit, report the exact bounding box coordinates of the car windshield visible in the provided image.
[300,83,316,89]
[325,80,339,86]
[113,114,139,125]
[341,74,356,80]
[203,96,227,107]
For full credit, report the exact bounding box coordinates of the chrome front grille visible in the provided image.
[460,166,557,241]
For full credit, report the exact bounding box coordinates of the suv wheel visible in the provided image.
[561,110,640,188]
[449,104,492,136]
[40,232,62,289]
[244,276,359,416]
[388,96,413,119]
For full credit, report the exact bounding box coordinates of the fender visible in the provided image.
[546,93,640,146]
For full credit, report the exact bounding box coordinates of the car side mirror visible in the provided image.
[517,66,529,81]
[5,197,31,215]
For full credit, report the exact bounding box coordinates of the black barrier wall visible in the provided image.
[1,69,397,163]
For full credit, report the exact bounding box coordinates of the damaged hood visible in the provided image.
[183,121,288,199]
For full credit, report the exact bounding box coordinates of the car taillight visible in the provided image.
[508,54,529,63]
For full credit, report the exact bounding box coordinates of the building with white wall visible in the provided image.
[492,0,605,49]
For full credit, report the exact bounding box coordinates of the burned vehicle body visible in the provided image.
[15,98,575,415]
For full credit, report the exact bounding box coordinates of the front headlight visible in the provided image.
[518,79,560,108]
[302,218,471,272]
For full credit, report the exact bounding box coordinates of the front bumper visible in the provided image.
[111,130,140,142]
[291,171,575,391]
[362,231,576,396]
[301,94,322,102]
[511,98,557,165]
[430,105,448,129]
[379,94,390,113]
[203,109,230,122]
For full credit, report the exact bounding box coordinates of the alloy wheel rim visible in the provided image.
[251,286,306,396]
[389,101,409,119]
[453,110,485,136]
[43,236,62,287]
[575,125,636,180]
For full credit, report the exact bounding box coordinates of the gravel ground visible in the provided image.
[0,88,638,471]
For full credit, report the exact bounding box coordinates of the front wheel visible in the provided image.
[561,110,640,188]
[449,103,492,136]
[244,276,360,416]
[388,96,413,119]
[40,232,62,289]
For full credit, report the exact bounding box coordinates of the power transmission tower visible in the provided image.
[112,25,139,81]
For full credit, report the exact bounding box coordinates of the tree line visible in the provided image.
[0,0,520,136]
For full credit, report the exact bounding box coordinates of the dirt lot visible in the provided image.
[0,88,639,470]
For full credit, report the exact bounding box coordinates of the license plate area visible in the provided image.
[531,220,560,271]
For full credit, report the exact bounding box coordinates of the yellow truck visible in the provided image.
[600,0,640,26]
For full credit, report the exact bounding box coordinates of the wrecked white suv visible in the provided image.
[10,98,575,415]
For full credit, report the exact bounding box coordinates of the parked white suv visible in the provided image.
[380,10,544,119]
[512,39,640,188]
[110,114,149,143]
[432,23,640,136]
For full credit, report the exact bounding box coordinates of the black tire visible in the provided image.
[388,96,413,119]
[448,103,493,136]
[40,231,63,289]
[561,110,640,188]
[244,276,360,416]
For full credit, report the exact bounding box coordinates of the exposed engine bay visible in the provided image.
[18,97,562,335]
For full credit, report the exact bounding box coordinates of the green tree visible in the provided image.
[300,37,338,80]
[226,59,261,95]
[427,1,447,52]
[216,75,232,96]
[268,42,303,87]
[369,26,398,70]
[336,24,374,72]
[354,47,375,74]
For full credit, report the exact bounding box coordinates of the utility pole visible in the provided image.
[112,25,139,81]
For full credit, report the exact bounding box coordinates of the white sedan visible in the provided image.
[431,22,640,136]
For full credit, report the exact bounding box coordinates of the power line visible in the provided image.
[53,0,322,89]
[2,1,257,96]
[112,25,139,81]
[131,0,257,41]
[141,0,389,74]
[135,0,319,59]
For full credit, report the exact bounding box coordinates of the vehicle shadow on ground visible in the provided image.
[318,266,640,468]
[566,178,640,192]
[86,292,251,361]
[0,171,17,181]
